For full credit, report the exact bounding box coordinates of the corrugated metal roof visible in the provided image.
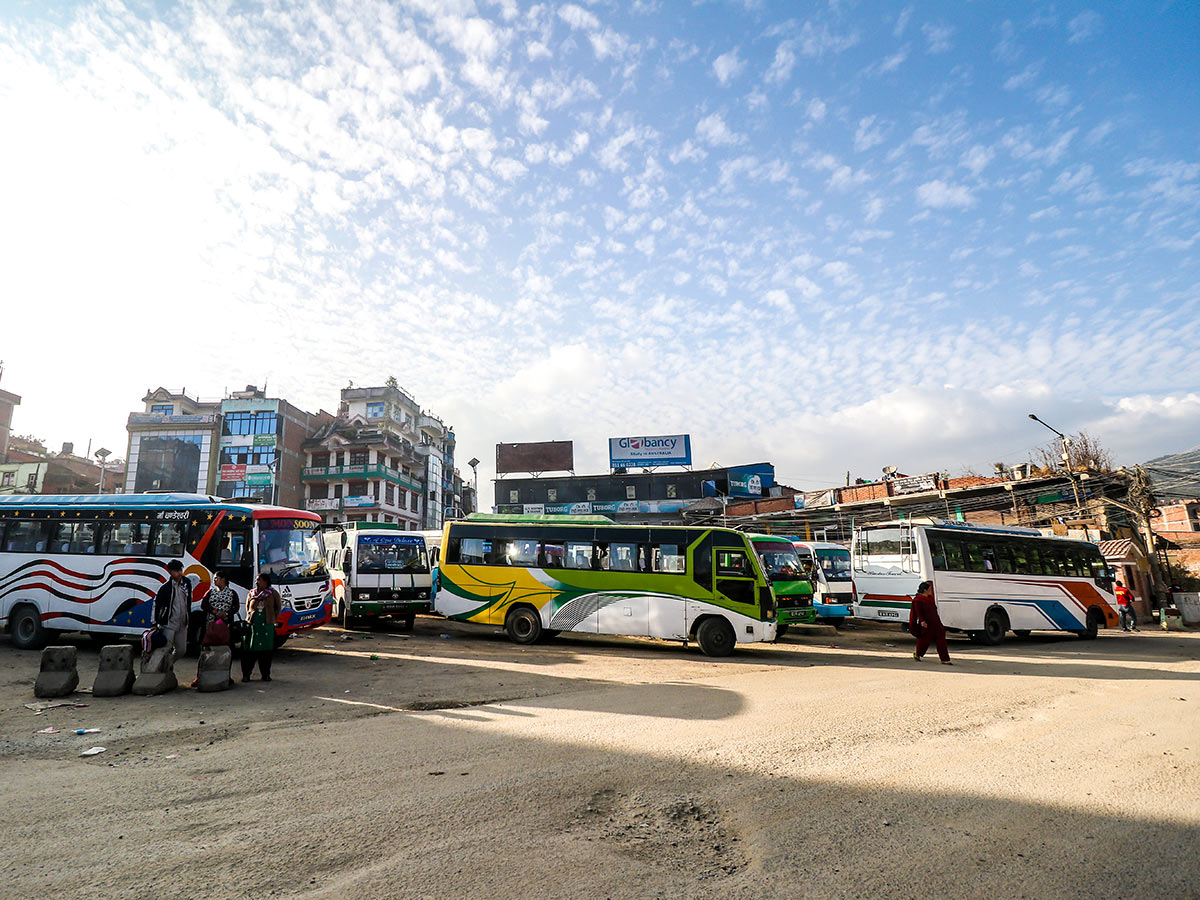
[1098,539,1135,559]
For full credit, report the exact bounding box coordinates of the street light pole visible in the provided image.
[467,457,480,515]
[1028,414,1083,515]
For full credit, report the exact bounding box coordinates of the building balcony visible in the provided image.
[128,412,218,426]
[302,463,423,493]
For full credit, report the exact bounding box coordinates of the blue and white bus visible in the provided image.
[0,493,332,650]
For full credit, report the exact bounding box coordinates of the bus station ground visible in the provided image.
[1,619,1197,900]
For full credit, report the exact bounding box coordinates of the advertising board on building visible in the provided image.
[252,434,276,447]
[801,489,835,508]
[608,434,692,468]
[728,464,774,498]
[522,504,546,515]
[892,474,938,495]
[244,473,273,486]
[343,495,375,508]
[219,464,246,482]
[496,440,574,474]
[307,498,339,511]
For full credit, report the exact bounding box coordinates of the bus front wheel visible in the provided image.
[505,606,542,645]
[9,605,47,650]
[774,624,789,640]
[696,617,736,657]
[1077,608,1102,640]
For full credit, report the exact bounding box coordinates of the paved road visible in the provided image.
[2,620,1197,899]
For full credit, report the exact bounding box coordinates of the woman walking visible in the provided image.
[910,580,952,665]
[242,573,282,683]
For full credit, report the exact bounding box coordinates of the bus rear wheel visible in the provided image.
[774,623,789,640]
[696,617,736,657]
[9,605,47,650]
[505,606,542,645]
[980,608,1008,646]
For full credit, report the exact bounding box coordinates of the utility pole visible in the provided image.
[1105,467,1168,609]
[1028,414,1083,515]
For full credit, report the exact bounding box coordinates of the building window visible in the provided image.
[385,482,395,505]
[626,485,636,499]
[347,481,368,497]
[1,472,13,487]
[222,411,278,436]
[309,484,328,500]
[333,452,344,466]
[666,484,677,499]
[586,487,596,501]
[547,488,557,502]
[349,450,369,466]
[150,404,174,415]
[411,492,419,511]
[365,402,385,418]
[509,490,519,503]
[26,473,37,489]
[220,446,277,467]
[311,452,330,468]
[134,434,204,493]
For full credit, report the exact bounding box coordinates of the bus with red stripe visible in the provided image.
[0,493,331,650]
[850,520,1120,644]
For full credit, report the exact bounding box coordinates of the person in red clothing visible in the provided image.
[1115,582,1138,631]
[910,580,952,665]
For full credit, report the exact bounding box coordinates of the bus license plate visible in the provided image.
[878,610,899,618]
[295,610,320,623]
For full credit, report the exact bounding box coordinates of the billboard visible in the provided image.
[727,464,774,498]
[495,440,574,474]
[609,434,692,468]
[892,474,938,495]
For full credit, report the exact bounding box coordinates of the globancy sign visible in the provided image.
[608,434,692,468]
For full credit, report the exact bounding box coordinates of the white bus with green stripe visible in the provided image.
[435,515,778,656]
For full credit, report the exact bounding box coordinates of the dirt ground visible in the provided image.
[1,618,1197,900]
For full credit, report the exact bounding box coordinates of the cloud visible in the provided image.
[922,22,954,53]
[916,180,976,209]
[853,116,885,152]
[1067,11,1102,44]
[764,41,796,84]
[712,48,744,85]
[557,4,600,31]
[806,97,826,121]
[695,113,739,146]
[960,144,994,176]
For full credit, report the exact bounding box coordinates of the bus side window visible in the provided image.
[150,523,185,557]
[538,542,564,568]
[565,542,592,569]
[607,543,636,571]
[5,520,48,552]
[930,539,948,571]
[941,537,966,571]
[102,522,150,555]
[716,550,751,577]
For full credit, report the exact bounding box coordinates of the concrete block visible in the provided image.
[195,645,233,692]
[92,644,135,697]
[34,646,79,698]
[132,647,177,695]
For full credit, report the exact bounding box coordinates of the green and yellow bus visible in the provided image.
[749,533,815,637]
[434,516,777,656]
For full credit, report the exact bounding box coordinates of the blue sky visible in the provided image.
[1,1,1198,492]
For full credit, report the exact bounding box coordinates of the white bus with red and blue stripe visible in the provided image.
[850,519,1120,644]
[0,493,332,650]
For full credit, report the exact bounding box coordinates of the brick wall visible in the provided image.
[837,482,891,503]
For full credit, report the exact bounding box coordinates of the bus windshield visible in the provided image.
[258,518,327,582]
[816,548,852,582]
[357,536,429,574]
[753,542,804,582]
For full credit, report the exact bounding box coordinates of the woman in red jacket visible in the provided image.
[910,580,952,665]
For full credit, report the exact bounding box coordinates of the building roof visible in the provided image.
[1098,539,1138,561]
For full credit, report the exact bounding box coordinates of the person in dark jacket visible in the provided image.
[152,560,192,657]
[910,580,951,665]
[242,573,282,682]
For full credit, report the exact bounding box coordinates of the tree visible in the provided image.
[385,375,400,391]
[1033,429,1114,474]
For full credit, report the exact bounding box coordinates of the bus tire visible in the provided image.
[1077,608,1102,640]
[505,606,542,645]
[1014,629,1032,639]
[774,623,789,640]
[980,608,1008,646]
[9,605,47,650]
[273,633,289,649]
[341,601,354,630]
[400,612,416,630]
[696,617,736,657]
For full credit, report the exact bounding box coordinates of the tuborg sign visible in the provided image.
[609,434,692,468]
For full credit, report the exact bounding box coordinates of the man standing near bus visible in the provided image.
[153,559,192,657]
[910,580,952,665]
[1115,581,1138,631]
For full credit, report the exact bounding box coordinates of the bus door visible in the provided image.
[212,518,254,592]
[714,547,757,610]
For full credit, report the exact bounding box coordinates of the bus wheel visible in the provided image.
[10,605,47,650]
[980,608,1008,646]
[400,612,416,630]
[341,602,354,630]
[696,617,736,657]
[774,624,789,640]
[1013,629,1032,639]
[273,633,289,649]
[1077,608,1101,640]
[505,606,542,645]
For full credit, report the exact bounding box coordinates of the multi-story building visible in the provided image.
[125,388,222,494]
[0,374,20,464]
[215,386,325,508]
[3,439,121,495]
[301,383,455,529]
